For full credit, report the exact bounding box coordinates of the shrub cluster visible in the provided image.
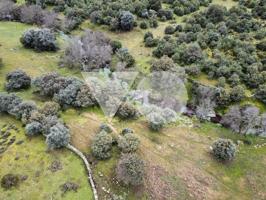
[116,48,135,68]
[169,0,212,16]
[32,72,97,108]
[0,1,60,29]
[5,70,31,91]
[20,28,58,52]
[149,3,265,110]
[144,32,159,47]
[0,93,70,149]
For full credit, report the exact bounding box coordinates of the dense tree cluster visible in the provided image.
[20,28,58,52]
[0,93,70,149]
[0,1,61,29]
[5,70,31,91]
[86,0,169,31]
[168,0,212,16]
[150,3,265,91]
[147,2,266,115]
[32,72,97,108]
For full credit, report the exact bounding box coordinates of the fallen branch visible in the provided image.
[66,144,98,200]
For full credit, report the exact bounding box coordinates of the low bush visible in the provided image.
[20,28,58,52]
[164,25,175,35]
[91,131,113,160]
[46,123,70,149]
[1,174,20,189]
[116,48,135,68]
[5,70,31,91]
[151,56,177,72]
[211,139,236,161]
[118,134,140,153]
[116,153,145,186]
[116,102,138,119]
[110,40,122,53]
[148,112,165,131]
[99,123,113,133]
[25,121,43,136]
[121,128,134,135]
[140,21,148,29]
[39,101,60,116]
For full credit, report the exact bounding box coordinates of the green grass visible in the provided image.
[0,1,266,198]
[0,115,93,200]
[0,22,81,92]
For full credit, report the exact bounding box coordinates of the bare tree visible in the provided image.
[221,105,260,135]
[60,29,112,71]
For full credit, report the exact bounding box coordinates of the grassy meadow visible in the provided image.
[0,0,266,199]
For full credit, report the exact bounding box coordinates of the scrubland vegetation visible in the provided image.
[0,0,266,199]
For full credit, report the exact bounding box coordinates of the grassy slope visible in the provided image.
[0,115,93,200]
[0,0,265,199]
[0,23,93,199]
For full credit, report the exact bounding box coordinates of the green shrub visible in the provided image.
[25,121,43,136]
[91,131,113,160]
[118,134,140,153]
[144,37,159,47]
[116,153,145,186]
[116,102,138,119]
[46,123,70,149]
[119,11,135,31]
[164,25,175,35]
[5,70,31,91]
[110,40,122,53]
[211,139,236,161]
[148,112,165,131]
[1,174,20,189]
[229,85,245,102]
[39,101,60,116]
[116,48,135,68]
[151,56,177,72]
[20,28,58,52]
[99,123,113,133]
[121,128,134,135]
[140,21,148,29]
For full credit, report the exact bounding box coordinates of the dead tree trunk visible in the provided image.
[67,144,98,200]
